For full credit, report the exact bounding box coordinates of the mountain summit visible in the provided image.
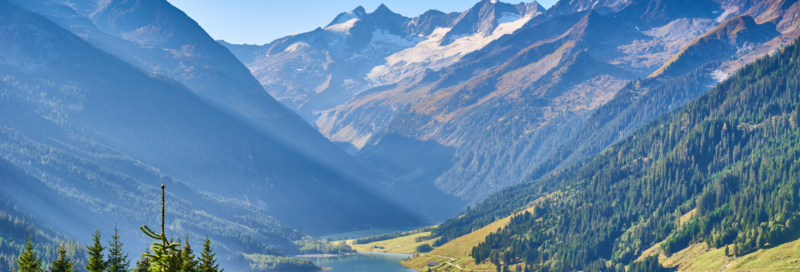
[221,1,544,126]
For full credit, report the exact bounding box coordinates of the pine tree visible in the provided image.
[140,185,181,272]
[50,242,77,272]
[180,236,198,272]
[107,225,130,272]
[198,237,222,272]
[13,235,42,272]
[85,229,106,272]
[724,245,729,257]
[133,249,152,272]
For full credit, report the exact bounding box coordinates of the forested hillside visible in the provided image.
[426,38,800,271]
[526,62,720,182]
[0,198,86,272]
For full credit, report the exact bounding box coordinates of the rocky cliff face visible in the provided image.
[222,1,546,126]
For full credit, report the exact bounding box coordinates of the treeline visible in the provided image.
[526,61,718,182]
[352,226,437,245]
[10,227,225,272]
[0,200,86,272]
[460,38,800,271]
[295,237,355,255]
[3,185,333,272]
[242,254,317,272]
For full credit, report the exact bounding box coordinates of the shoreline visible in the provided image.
[295,253,359,258]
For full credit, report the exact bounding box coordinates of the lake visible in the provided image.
[299,253,417,272]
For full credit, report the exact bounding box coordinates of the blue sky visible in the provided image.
[167,0,559,45]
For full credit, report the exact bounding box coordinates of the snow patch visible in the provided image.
[285,42,310,52]
[333,12,361,25]
[367,14,533,85]
[326,18,360,34]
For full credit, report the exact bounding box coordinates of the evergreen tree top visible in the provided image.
[51,242,77,272]
[14,235,42,272]
[85,229,106,272]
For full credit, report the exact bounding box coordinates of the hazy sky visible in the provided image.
[167,0,560,45]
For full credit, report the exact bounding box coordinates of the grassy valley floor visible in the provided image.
[651,235,800,271]
[398,206,539,271]
[348,232,436,254]
[380,205,800,272]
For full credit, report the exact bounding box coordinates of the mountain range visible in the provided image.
[222,0,800,222]
[5,0,800,270]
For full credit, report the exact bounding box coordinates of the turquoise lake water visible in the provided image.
[299,253,417,272]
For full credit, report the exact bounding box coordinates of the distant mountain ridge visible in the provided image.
[221,1,546,125]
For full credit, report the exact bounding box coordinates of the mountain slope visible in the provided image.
[317,0,731,220]
[652,15,780,77]
[527,0,800,187]
[9,0,390,213]
[0,0,417,252]
[527,62,720,182]
[222,1,545,124]
[6,0,421,233]
[421,36,800,271]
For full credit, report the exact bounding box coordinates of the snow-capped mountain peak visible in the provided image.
[327,6,367,27]
[222,0,545,125]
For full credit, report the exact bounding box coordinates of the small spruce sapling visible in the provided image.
[50,242,77,272]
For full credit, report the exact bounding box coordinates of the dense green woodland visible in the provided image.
[428,62,720,248]
[437,39,800,271]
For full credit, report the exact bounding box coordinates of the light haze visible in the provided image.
[167,0,559,45]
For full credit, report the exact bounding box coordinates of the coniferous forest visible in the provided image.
[438,38,800,271]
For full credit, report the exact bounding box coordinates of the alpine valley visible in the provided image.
[3,0,800,271]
